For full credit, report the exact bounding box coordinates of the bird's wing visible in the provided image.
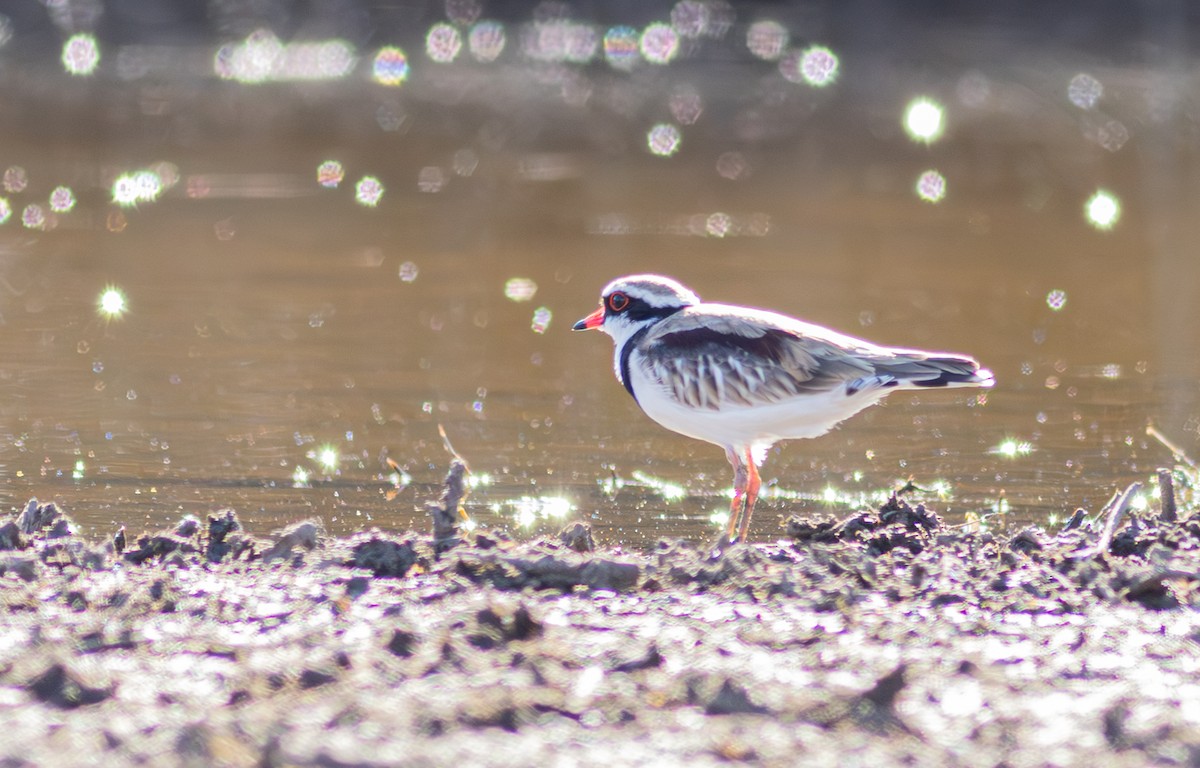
[635,306,876,410]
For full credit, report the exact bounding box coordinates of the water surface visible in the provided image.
[0,4,1196,544]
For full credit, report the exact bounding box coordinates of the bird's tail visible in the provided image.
[875,353,995,389]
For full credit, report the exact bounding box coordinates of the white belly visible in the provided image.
[629,364,890,452]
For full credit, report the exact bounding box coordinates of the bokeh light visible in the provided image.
[426,23,463,63]
[3,166,27,193]
[504,277,538,301]
[62,33,100,75]
[355,176,385,207]
[49,186,76,213]
[706,212,731,237]
[372,46,409,85]
[647,123,682,156]
[904,97,945,143]
[669,85,703,124]
[398,262,419,282]
[716,151,748,180]
[22,204,45,230]
[211,30,357,83]
[418,166,447,193]
[112,170,164,207]
[469,20,506,62]
[317,446,339,472]
[670,1,710,38]
[799,46,839,87]
[1046,289,1068,311]
[446,0,482,26]
[531,306,552,334]
[603,26,640,70]
[317,160,344,189]
[1085,189,1120,230]
[915,170,946,202]
[522,20,599,63]
[214,29,282,83]
[1068,73,1103,109]
[994,439,1034,458]
[746,20,788,61]
[0,197,10,225]
[99,287,127,317]
[639,22,679,64]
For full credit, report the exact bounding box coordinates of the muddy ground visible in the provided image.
[1,468,1199,767]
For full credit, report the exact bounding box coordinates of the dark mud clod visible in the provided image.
[559,522,595,552]
[0,519,23,551]
[262,520,323,563]
[26,663,113,709]
[350,536,419,577]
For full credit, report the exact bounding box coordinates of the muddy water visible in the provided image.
[0,6,1197,544]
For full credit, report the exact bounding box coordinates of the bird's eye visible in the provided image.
[607,292,630,312]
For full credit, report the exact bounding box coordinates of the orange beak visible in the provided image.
[572,305,604,331]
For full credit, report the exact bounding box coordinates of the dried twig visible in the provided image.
[428,425,472,550]
[1157,468,1177,523]
[1072,481,1141,561]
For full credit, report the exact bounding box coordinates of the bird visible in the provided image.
[572,274,994,542]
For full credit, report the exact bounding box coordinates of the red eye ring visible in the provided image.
[607,292,629,312]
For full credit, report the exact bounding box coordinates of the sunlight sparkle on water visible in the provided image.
[904,98,945,143]
[99,287,127,318]
[112,170,163,206]
[214,31,355,82]
[4,166,27,193]
[671,1,711,38]
[647,123,682,156]
[0,198,9,225]
[317,160,344,189]
[62,33,100,75]
[49,186,76,213]
[640,23,679,64]
[317,446,338,472]
[506,496,574,528]
[531,307,553,334]
[798,46,839,87]
[355,176,385,207]
[22,205,45,230]
[372,47,409,85]
[504,277,538,301]
[631,470,686,501]
[915,170,946,202]
[994,439,1034,458]
[292,466,310,487]
[746,20,788,61]
[426,23,463,63]
[1085,189,1120,230]
[1068,73,1103,109]
[1046,289,1067,311]
[469,21,506,62]
[603,26,640,70]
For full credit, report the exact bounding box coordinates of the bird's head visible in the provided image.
[573,275,700,345]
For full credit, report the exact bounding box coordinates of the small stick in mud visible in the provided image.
[1157,468,1177,523]
[1073,481,1141,560]
[428,425,472,551]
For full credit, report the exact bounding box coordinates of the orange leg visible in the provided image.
[737,449,761,542]
[725,447,748,540]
